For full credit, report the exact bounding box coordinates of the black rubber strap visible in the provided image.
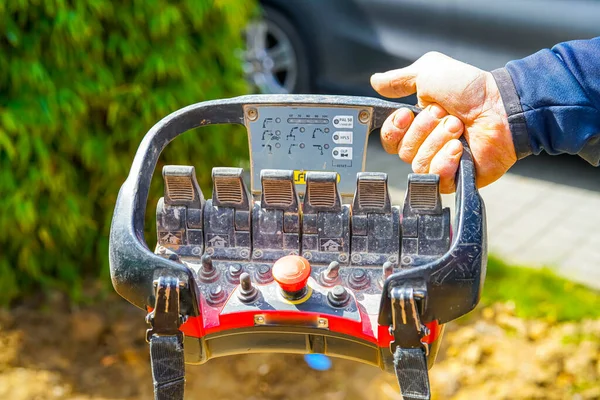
[150,335,185,400]
[393,347,431,400]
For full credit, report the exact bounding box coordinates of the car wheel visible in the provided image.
[244,7,310,94]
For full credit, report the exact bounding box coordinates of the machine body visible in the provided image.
[109,95,487,400]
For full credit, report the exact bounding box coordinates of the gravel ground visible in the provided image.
[1,295,598,400]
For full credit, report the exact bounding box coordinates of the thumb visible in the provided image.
[370,65,418,98]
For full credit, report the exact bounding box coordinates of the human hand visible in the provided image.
[371,52,517,193]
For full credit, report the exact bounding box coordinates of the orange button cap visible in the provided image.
[272,255,311,293]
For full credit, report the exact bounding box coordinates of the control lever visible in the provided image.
[204,167,251,261]
[156,165,205,257]
[252,169,301,261]
[302,171,350,265]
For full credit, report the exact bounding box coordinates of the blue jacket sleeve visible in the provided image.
[491,37,600,165]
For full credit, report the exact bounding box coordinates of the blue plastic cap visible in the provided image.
[304,354,332,371]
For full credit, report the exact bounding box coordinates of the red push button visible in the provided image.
[272,255,311,293]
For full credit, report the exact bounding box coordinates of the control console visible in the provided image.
[109,95,487,400]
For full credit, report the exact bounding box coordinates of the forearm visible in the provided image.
[492,37,600,165]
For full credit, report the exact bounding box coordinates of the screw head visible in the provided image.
[358,110,370,124]
[239,248,250,258]
[317,318,328,328]
[247,108,258,121]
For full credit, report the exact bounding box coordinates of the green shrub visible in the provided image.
[0,0,256,305]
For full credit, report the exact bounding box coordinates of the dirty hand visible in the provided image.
[371,52,517,193]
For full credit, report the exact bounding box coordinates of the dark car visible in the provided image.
[244,0,600,96]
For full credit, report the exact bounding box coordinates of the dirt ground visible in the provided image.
[1,292,599,400]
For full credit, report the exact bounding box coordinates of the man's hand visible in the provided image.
[371,52,517,193]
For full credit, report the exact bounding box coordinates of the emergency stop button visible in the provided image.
[272,255,311,296]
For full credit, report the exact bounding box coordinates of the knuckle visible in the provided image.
[422,51,442,62]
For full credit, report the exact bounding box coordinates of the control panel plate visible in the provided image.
[245,105,373,198]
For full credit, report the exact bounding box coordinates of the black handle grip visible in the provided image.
[108,94,485,321]
[378,135,487,325]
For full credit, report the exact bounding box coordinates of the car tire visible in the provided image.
[245,6,311,94]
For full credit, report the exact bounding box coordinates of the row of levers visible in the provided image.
[155,165,451,275]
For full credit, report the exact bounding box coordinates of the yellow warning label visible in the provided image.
[293,170,341,185]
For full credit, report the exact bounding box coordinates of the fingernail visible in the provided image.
[428,104,446,119]
[393,109,411,129]
[444,116,463,133]
[370,73,385,84]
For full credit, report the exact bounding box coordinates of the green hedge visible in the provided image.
[0,1,256,305]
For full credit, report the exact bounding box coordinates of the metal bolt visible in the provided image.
[239,248,250,258]
[253,249,263,259]
[317,318,329,328]
[338,253,348,262]
[351,253,362,263]
[247,108,258,121]
[358,110,370,124]
[303,251,312,260]
[255,315,265,325]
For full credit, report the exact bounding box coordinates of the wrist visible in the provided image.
[490,68,532,160]
[484,71,518,164]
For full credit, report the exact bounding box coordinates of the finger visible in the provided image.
[430,139,463,194]
[412,115,464,173]
[380,108,415,154]
[398,104,447,164]
[370,65,418,98]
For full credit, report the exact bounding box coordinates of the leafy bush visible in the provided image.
[0,0,256,305]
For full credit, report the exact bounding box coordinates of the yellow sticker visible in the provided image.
[293,170,341,185]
